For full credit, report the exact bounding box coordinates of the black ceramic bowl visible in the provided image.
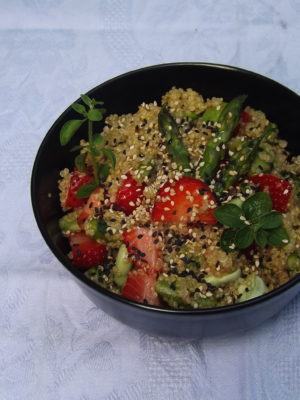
[31,63,300,337]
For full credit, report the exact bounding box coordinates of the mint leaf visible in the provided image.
[255,229,268,248]
[235,226,255,249]
[87,109,104,122]
[220,229,236,253]
[80,94,92,107]
[99,164,110,181]
[242,192,272,222]
[258,211,283,230]
[214,204,244,229]
[92,134,104,147]
[267,226,290,247]
[89,146,100,157]
[76,183,98,198]
[60,119,86,146]
[102,148,116,168]
[74,152,87,172]
[71,103,87,116]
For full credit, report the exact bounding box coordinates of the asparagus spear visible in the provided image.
[214,123,276,197]
[198,95,247,183]
[158,107,192,174]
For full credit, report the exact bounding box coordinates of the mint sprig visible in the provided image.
[59,94,115,189]
[214,192,290,252]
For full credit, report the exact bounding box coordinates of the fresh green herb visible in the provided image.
[74,152,87,172]
[60,119,86,146]
[59,94,115,189]
[76,183,98,198]
[215,192,290,251]
[102,148,116,168]
[98,164,110,181]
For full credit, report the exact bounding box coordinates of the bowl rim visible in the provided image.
[31,61,300,315]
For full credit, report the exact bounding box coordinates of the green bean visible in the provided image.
[214,123,276,197]
[198,95,247,182]
[158,107,192,174]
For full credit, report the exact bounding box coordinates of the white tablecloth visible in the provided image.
[1,1,300,399]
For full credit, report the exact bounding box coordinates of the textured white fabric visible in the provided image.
[1,1,300,399]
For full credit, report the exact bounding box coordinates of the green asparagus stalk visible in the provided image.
[198,95,247,183]
[214,123,276,197]
[158,107,192,174]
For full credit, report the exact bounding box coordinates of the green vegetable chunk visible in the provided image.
[214,123,276,197]
[59,212,80,233]
[238,275,267,302]
[113,244,132,287]
[204,268,241,286]
[158,107,191,174]
[287,253,300,277]
[198,95,247,183]
[84,219,107,240]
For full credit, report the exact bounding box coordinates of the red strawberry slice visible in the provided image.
[249,174,292,213]
[122,228,163,274]
[69,233,107,269]
[241,111,252,123]
[233,111,252,136]
[122,270,160,305]
[77,187,105,229]
[65,169,94,209]
[115,173,145,215]
[151,177,217,224]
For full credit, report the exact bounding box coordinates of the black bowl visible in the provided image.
[31,63,300,337]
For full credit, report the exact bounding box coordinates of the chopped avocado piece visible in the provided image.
[59,211,81,233]
[84,218,107,240]
[238,274,267,302]
[287,253,300,277]
[202,102,227,122]
[113,244,132,287]
[204,268,241,286]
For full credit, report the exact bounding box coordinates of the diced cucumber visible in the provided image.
[204,268,241,286]
[156,280,183,306]
[287,253,300,276]
[113,244,132,287]
[84,219,107,240]
[238,275,267,302]
[59,212,81,233]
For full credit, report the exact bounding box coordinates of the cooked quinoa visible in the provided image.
[58,87,300,309]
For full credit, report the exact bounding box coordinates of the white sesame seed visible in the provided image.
[129,201,135,207]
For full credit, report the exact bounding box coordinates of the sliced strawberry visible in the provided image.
[241,111,251,123]
[65,169,94,209]
[77,187,105,229]
[151,177,217,224]
[122,270,160,305]
[122,228,162,274]
[233,111,252,136]
[249,174,292,213]
[115,173,145,215]
[69,233,107,269]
